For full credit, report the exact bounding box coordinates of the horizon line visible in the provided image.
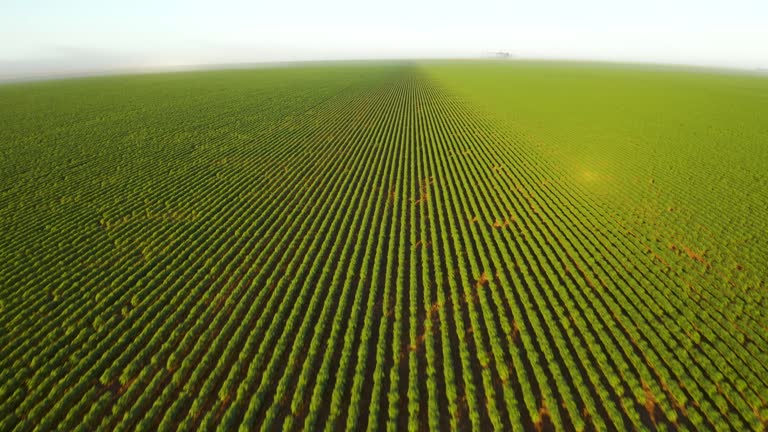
[2,55,767,85]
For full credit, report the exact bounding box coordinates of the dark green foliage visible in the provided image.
[1,62,766,431]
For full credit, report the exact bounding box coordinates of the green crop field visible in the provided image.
[1,61,766,431]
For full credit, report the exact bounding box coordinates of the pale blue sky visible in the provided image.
[2,0,767,77]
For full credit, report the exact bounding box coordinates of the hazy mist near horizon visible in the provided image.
[2,0,767,79]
